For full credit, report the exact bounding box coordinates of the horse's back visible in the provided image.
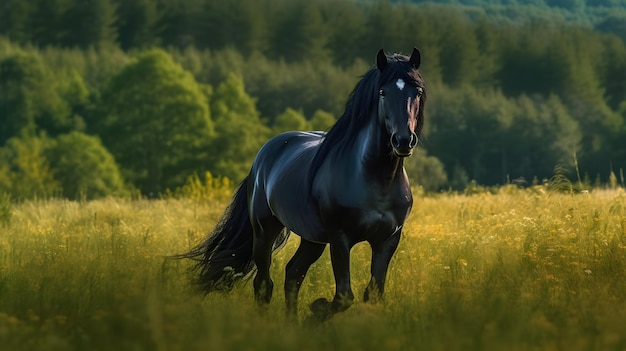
[249,131,327,242]
[252,131,324,177]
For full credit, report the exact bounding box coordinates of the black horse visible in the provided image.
[179,48,425,321]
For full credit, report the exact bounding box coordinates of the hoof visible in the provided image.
[309,298,333,322]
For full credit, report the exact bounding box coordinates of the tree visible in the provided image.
[599,36,626,110]
[0,0,32,43]
[0,134,59,199]
[324,1,366,65]
[114,0,161,50]
[272,1,330,62]
[198,0,270,53]
[614,102,626,176]
[0,53,71,146]
[362,0,399,57]
[545,0,584,10]
[156,0,203,48]
[310,109,336,131]
[100,49,213,196]
[272,108,311,134]
[438,17,481,87]
[61,0,118,48]
[56,68,90,131]
[207,73,270,181]
[427,87,513,185]
[45,132,127,199]
[29,0,70,46]
[404,149,448,192]
[506,94,581,181]
[596,15,626,43]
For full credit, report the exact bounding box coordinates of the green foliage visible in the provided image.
[310,110,336,131]
[51,67,91,132]
[405,149,448,192]
[272,108,311,135]
[207,73,270,181]
[44,132,127,200]
[1,0,626,195]
[438,17,481,87]
[324,1,367,64]
[506,94,581,180]
[0,134,60,199]
[242,56,363,119]
[100,49,213,196]
[428,86,512,184]
[428,86,583,186]
[272,2,331,62]
[0,0,32,43]
[0,193,12,226]
[28,0,70,46]
[115,0,161,50]
[197,0,271,53]
[61,0,118,48]
[0,52,72,145]
[599,36,626,110]
[3,0,626,51]
[171,172,233,202]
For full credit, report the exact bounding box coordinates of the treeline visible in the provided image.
[403,0,626,31]
[3,0,626,51]
[0,0,625,199]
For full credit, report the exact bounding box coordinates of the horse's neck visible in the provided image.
[354,117,404,184]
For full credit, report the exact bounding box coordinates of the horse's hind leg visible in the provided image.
[284,238,326,317]
[251,215,284,305]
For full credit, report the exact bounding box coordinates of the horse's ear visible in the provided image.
[376,49,388,71]
[409,47,421,69]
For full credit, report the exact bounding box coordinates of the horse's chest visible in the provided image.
[314,170,412,241]
[325,193,410,240]
[358,207,399,237]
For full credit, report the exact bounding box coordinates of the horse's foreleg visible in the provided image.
[364,232,401,303]
[310,236,354,321]
[284,239,326,317]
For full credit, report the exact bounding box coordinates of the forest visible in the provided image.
[1,0,625,199]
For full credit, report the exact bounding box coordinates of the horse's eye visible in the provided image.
[379,89,385,97]
[416,87,424,97]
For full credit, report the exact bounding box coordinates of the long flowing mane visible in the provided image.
[308,53,426,180]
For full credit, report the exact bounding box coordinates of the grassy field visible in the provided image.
[1,187,626,351]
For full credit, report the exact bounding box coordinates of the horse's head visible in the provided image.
[376,48,425,157]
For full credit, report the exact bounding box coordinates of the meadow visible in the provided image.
[1,186,626,351]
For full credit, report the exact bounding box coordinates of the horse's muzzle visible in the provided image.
[391,132,418,157]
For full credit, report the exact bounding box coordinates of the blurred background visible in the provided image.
[0,0,625,199]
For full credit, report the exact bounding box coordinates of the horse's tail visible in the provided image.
[175,177,256,293]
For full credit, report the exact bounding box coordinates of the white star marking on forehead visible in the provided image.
[396,78,405,91]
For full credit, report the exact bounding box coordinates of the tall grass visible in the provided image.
[1,187,625,350]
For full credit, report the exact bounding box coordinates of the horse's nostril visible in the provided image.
[409,133,418,148]
[391,134,402,148]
